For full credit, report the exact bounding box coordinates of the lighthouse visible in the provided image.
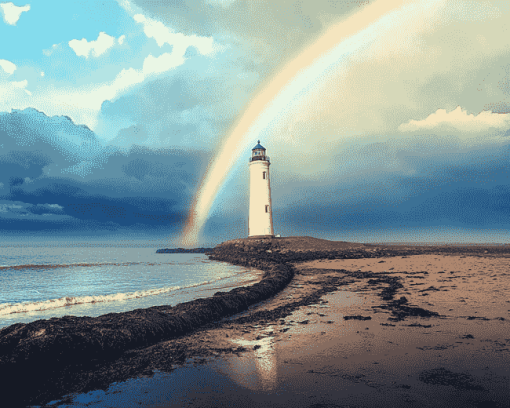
[248,141,274,238]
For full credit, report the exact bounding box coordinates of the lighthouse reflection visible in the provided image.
[219,326,278,391]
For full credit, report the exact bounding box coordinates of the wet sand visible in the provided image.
[53,250,510,407]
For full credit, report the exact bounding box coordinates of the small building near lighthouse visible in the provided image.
[248,140,274,238]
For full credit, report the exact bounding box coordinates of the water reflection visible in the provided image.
[42,290,367,407]
[220,326,278,391]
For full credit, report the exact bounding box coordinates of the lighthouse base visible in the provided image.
[248,234,275,239]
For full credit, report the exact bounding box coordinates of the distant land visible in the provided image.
[156,247,213,253]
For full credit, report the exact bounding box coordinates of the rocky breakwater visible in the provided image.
[156,247,213,253]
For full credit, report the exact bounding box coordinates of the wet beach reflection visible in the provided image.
[218,327,278,391]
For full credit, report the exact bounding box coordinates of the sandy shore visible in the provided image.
[2,238,510,407]
[46,249,510,407]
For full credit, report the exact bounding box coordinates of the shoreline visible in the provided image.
[1,237,510,406]
[0,237,298,407]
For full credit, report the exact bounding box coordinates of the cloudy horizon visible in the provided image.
[1,0,510,246]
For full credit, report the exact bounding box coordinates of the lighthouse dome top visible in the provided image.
[252,140,266,151]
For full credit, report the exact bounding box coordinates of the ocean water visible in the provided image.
[0,246,263,329]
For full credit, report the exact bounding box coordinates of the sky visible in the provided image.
[1,0,510,246]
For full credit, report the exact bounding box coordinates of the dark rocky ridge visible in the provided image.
[156,247,213,253]
[1,237,510,407]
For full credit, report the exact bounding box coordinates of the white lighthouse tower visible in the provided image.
[248,141,274,238]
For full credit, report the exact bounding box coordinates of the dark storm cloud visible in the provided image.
[262,138,510,241]
[0,108,210,236]
[109,125,150,146]
[0,108,99,153]
[8,180,181,225]
[3,106,510,242]
[0,108,104,181]
[0,150,52,179]
[8,176,25,187]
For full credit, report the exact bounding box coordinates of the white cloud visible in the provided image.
[0,13,215,131]
[69,32,126,59]
[143,52,185,76]
[107,67,144,93]
[0,2,30,25]
[40,71,44,77]
[398,106,510,133]
[117,0,135,14]
[0,78,30,99]
[0,201,66,219]
[0,58,16,75]
[74,52,184,104]
[134,14,216,57]
[43,43,60,57]
[204,0,237,8]
[30,51,187,130]
[0,204,23,213]
[100,52,186,98]
[12,79,31,95]
[11,79,27,88]
[46,204,63,210]
[69,32,119,59]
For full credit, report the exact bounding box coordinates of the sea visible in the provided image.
[0,245,263,330]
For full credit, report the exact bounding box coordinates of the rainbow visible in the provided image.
[180,0,445,246]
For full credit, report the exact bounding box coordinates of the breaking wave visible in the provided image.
[0,270,258,316]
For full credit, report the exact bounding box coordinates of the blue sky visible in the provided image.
[1,0,510,246]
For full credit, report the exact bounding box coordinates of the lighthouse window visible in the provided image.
[262,171,266,179]
[265,205,269,213]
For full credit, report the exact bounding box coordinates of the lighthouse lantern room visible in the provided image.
[248,141,274,237]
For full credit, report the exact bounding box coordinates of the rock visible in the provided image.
[343,315,372,321]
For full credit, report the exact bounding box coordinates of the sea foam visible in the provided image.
[0,271,254,316]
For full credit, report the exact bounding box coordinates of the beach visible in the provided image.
[1,238,510,407]
[140,249,510,407]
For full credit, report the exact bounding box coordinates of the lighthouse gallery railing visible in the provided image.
[249,156,270,163]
